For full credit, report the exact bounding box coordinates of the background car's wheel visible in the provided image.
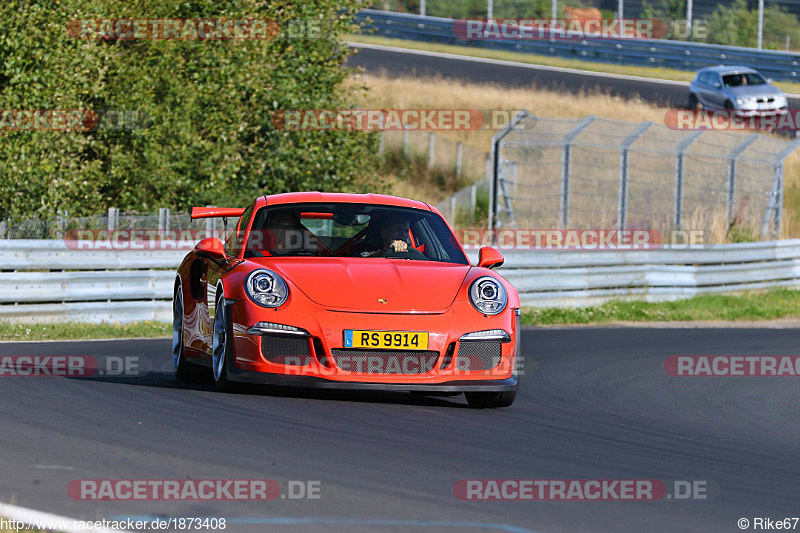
[212,291,235,392]
[172,284,195,382]
[724,100,734,110]
[688,93,700,110]
[465,390,516,409]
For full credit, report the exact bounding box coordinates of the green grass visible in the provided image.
[348,33,800,94]
[522,288,800,325]
[1,290,798,340]
[0,321,171,341]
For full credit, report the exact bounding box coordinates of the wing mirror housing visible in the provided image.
[477,246,504,269]
[195,237,226,260]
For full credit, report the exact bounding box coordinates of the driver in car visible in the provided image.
[362,216,410,257]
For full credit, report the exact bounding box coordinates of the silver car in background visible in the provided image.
[688,66,788,117]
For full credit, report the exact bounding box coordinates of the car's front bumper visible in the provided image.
[733,106,788,117]
[226,296,521,386]
[227,365,518,392]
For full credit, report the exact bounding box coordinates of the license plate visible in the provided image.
[344,330,429,350]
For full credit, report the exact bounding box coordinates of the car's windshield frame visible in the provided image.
[242,202,469,265]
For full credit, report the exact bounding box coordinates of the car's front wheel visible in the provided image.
[465,390,516,409]
[688,93,701,110]
[212,291,235,392]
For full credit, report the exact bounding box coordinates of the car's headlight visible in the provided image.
[736,97,752,105]
[469,276,508,315]
[245,269,289,308]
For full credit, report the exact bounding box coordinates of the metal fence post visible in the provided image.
[108,207,119,232]
[56,210,67,239]
[428,133,435,169]
[674,131,703,231]
[726,134,759,222]
[0,220,6,239]
[775,163,784,237]
[495,161,518,227]
[456,142,463,178]
[402,129,409,157]
[560,116,596,229]
[470,183,477,218]
[378,131,385,155]
[159,208,170,233]
[490,110,528,232]
[761,165,781,239]
[618,122,652,231]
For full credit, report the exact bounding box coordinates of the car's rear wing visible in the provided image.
[190,207,245,219]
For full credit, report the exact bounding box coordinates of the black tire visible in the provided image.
[688,94,700,110]
[465,390,517,409]
[172,284,197,382]
[724,100,734,110]
[211,290,236,392]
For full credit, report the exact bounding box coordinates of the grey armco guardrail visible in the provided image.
[356,9,800,83]
[0,240,185,324]
[2,239,800,322]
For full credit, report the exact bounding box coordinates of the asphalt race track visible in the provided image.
[1,328,799,532]
[347,43,800,110]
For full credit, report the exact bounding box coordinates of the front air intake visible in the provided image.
[260,335,311,366]
[455,341,502,371]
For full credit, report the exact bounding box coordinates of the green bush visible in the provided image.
[0,0,383,219]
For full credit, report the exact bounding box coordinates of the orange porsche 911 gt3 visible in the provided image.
[173,192,520,408]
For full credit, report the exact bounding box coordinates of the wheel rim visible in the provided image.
[172,287,184,371]
[212,297,226,381]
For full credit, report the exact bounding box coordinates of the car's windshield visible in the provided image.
[722,72,766,87]
[244,203,468,264]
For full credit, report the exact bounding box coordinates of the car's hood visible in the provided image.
[253,258,472,312]
[726,84,784,98]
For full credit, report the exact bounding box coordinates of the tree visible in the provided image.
[0,0,383,219]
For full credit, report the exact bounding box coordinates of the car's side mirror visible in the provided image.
[477,246,504,269]
[766,78,773,84]
[713,82,721,89]
[195,237,226,260]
